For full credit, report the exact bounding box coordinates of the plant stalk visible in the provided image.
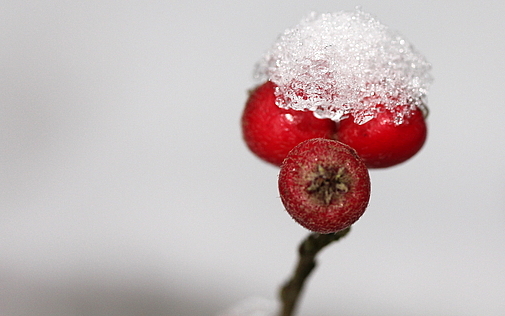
[278,227,351,316]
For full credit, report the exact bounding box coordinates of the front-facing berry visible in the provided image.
[278,138,371,234]
[241,81,336,166]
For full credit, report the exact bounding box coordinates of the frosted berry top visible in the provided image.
[254,9,432,124]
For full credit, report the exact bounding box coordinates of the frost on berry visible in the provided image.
[241,81,336,166]
[254,9,433,125]
[336,105,428,168]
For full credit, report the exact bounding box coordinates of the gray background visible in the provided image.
[1,1,504,315]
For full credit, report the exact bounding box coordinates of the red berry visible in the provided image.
[241,81,336,166]
[278,138,371,234]
[336,105,427,168]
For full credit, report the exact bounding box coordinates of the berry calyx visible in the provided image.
[241,81,336,166]
[278,138,371,234]
[336,105,427,168]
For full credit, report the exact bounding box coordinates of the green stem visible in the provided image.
[278,227,351,316]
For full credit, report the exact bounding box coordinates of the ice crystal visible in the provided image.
[254,9,432,124]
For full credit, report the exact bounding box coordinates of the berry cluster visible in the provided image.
[241,10,431,234]
[241,80,427,233]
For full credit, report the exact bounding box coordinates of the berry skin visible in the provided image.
[336,105,427,168]
[278,138,371,234]
[241,81,336,166]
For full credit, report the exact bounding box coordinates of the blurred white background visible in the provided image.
[1,1,504,315]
